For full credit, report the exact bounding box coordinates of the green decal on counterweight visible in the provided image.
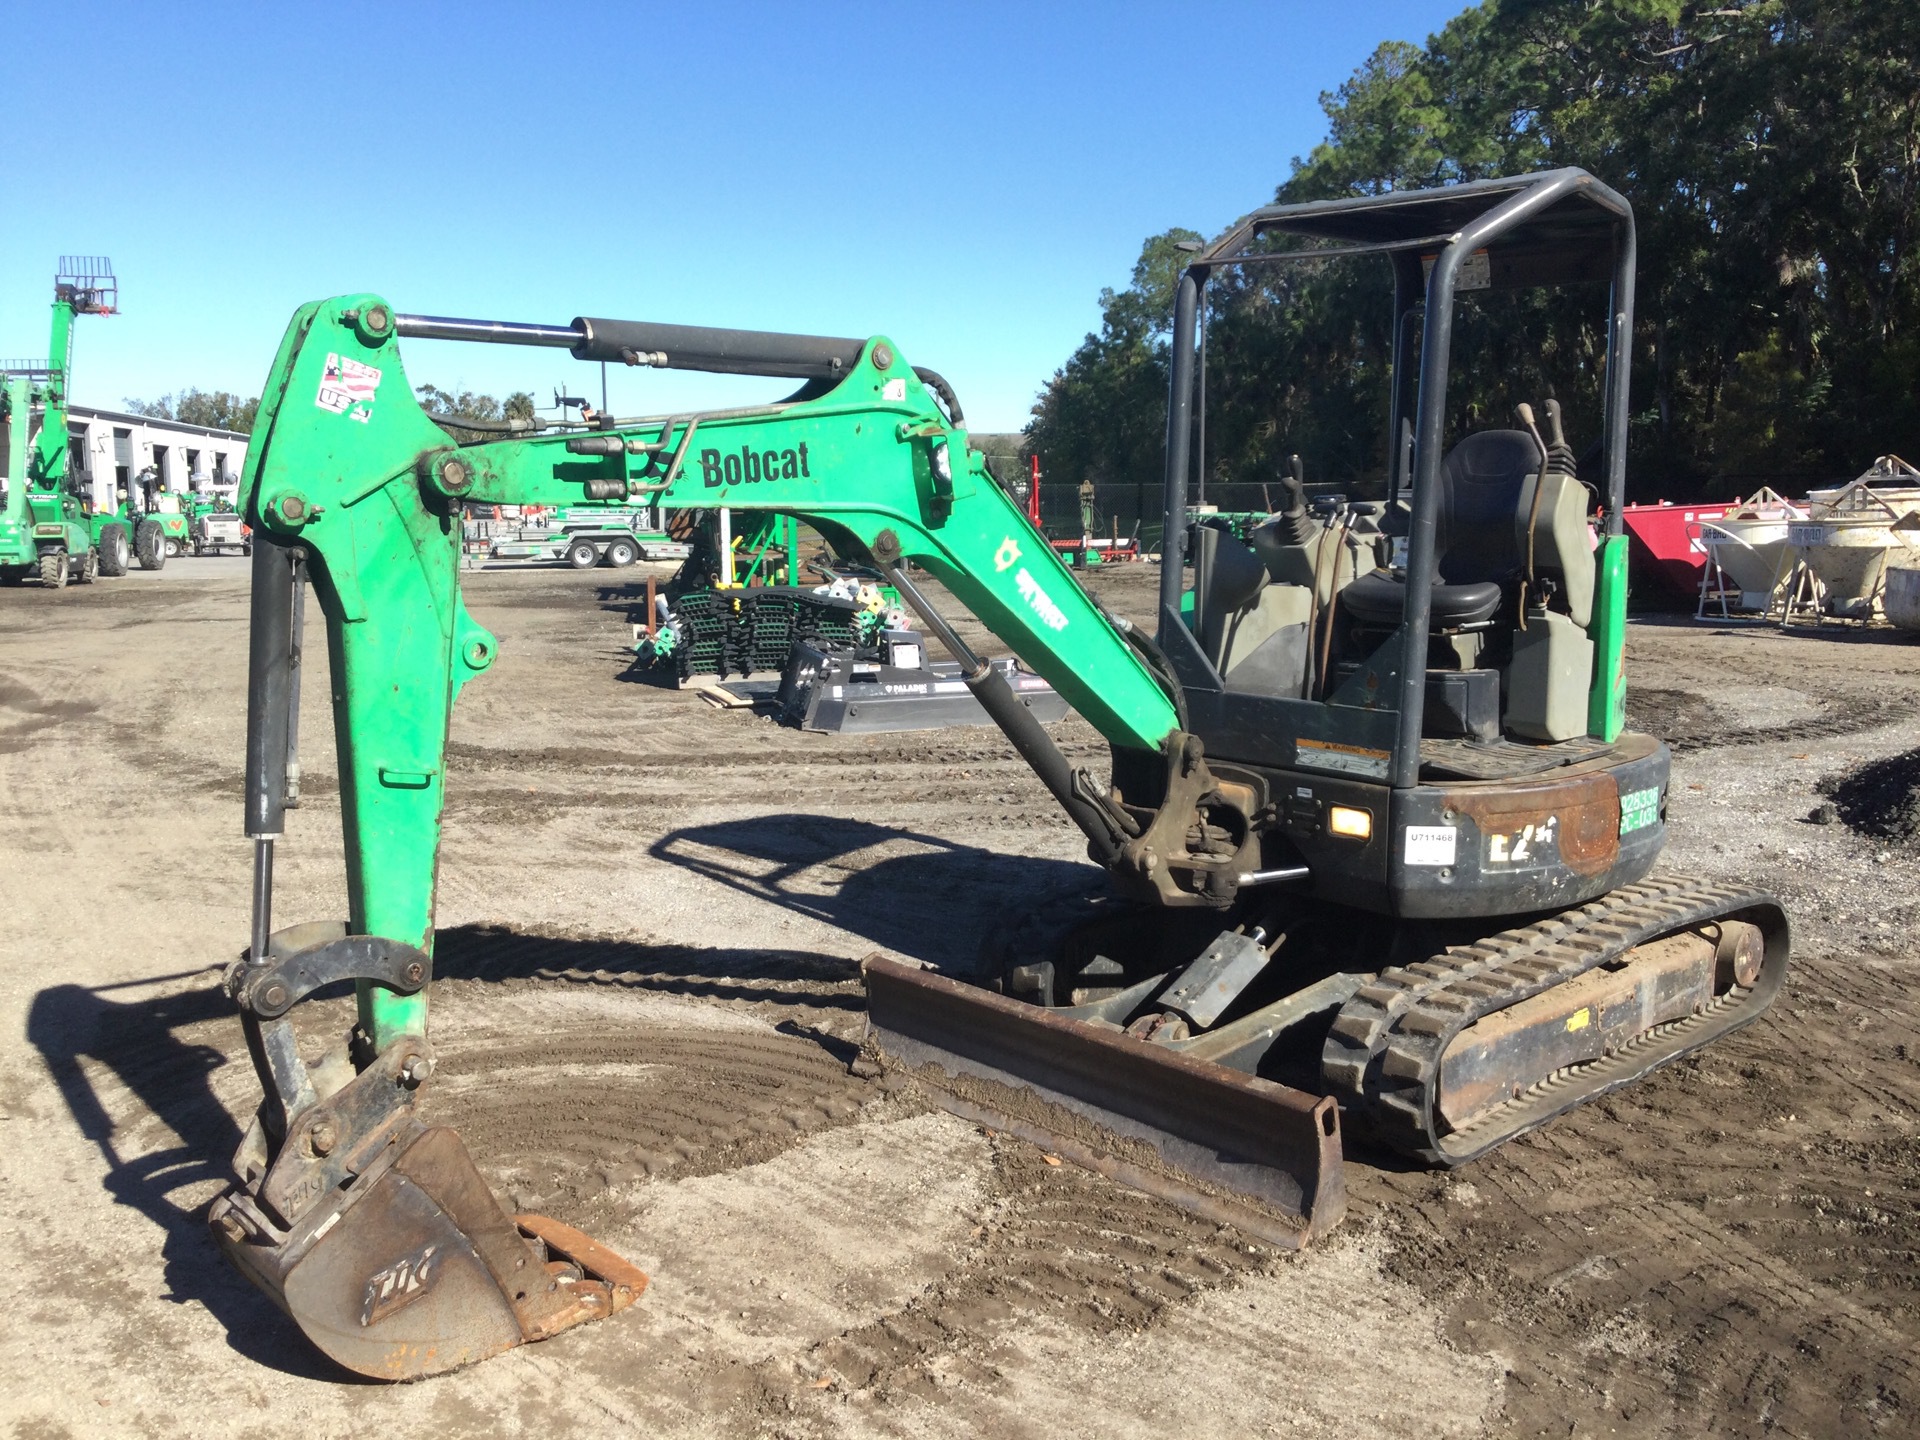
[1619,786,1661,835]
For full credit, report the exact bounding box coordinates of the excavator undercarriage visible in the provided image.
[873,871,1786,1248]
[213,167,1788,1377]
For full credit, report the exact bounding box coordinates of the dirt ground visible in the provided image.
[3,554,1918,1439]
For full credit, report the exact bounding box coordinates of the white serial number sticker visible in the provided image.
[1404,826,1457,867]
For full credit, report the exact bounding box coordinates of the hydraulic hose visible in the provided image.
[881,562,1125,865]
[911,367,964,427]
[1091,594,1189,733]
[423,411,550,435]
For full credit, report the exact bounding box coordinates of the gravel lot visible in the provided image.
[2,556,1917,1439]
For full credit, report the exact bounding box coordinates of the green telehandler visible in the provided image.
[212,169,1788,1380]
[0,259,124,588]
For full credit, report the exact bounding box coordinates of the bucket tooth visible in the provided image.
[513,1213,651,1341]
[864,957,1344,1248]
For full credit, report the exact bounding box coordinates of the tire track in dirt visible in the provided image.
[387,926,1315,1414]
[1631,685,1906,756]
[430,1024,877,1216]
[1371,1063,1920,1436]
[385,929,1357,1429]
[799,1135,1268,1401]
[445,730,1110,775]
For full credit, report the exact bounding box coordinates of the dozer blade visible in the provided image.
[212,1123,647,1380]
[865,957,1344,1248]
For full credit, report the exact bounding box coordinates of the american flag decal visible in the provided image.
[316,352,382,423]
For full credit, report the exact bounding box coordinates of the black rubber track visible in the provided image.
[1323,872,1790,1166]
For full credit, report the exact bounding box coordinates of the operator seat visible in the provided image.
[1340,429,1543,628]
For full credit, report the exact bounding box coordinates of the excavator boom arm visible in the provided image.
[238,294,1181,1051]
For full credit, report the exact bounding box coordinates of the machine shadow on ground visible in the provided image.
[647,814,1100,973]
[431,926,866,1012]
[24,938,878,1386]
[25,973,364,1381]
[612,657,682,688]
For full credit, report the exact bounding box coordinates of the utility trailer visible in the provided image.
[775,637,1070,733]
[193,509,250,556]
[484,504,688,568]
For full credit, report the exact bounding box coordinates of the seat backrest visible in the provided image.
[1193,521,1270,661]
[1434,429,1539,585]
[1431,428,1597,627]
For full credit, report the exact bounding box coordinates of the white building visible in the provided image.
[65,405,250,514]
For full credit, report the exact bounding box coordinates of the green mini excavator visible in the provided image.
[1,260,125,587]
[212,169,1788,1379]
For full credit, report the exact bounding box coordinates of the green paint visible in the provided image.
[242,296,1183,1047]
[1587,533,1628,742]
[0,294,100,576]
[0,375,35,569]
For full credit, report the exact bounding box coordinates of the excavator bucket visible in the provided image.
[864,958,1345,1248]
[209,920,648,1380]
[212,1121,648,1380]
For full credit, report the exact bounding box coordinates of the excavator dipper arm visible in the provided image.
[214,296,1339,1380]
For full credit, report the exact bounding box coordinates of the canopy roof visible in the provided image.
[1198,168,1632,290]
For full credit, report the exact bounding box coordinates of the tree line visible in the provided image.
[122,383,537,439]
[125,389,259,433]
[1026,0,1920,503]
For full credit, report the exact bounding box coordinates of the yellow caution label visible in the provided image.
[1566,1007,1591,1033]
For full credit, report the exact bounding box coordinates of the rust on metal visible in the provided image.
[864,956,1344,1250]
[1446,768,1621,877]
[1435,928,1718,1129]
[514,1213,651,1341]
[395,1128,644,1344]
[231,1123,648,1380]
[1711,919,1765,988]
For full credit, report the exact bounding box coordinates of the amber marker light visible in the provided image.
[1328,806,1373,840]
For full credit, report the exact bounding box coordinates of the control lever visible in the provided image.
[1544,397,1568,452]
[1515,403,1554,622]
[1275,453,1315,546]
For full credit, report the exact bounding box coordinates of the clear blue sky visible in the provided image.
[2,1,1464,433]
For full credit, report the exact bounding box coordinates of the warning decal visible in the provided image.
[1295,737,1390,780]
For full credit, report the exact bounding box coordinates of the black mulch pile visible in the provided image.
[1819,748,1920,844]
